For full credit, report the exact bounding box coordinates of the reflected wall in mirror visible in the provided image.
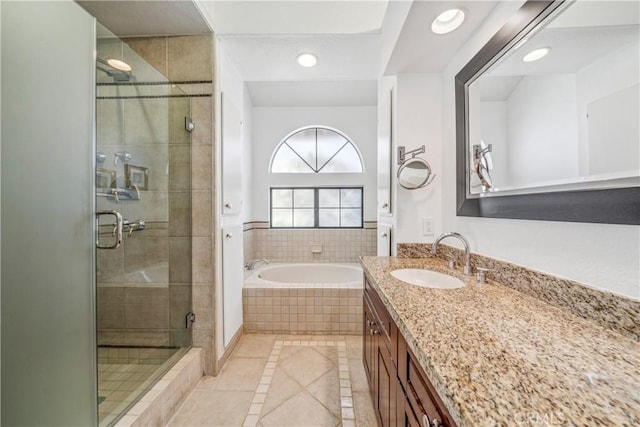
[455,0,640,224]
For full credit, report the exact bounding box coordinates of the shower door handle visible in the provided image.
[96,210,123,249]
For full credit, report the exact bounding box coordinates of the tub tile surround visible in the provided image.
[243,222,377,264]
[243,288,364,335]
[360,256,640,426]
[397,243,640,340]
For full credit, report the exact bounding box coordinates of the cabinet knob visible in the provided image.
[370,329,379,336]
[382,202,389,208]
[225,202,233,209]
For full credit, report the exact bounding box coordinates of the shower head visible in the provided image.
[96,57,132,82]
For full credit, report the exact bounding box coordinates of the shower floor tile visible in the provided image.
[168,335,375,427]
[97,346,182,427]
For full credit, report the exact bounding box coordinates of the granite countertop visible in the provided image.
[360,256,640,427]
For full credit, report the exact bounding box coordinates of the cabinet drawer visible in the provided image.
[399,334,455,427]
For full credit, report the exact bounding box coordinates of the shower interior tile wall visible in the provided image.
[96,34,217,374]
[244,227,377,264]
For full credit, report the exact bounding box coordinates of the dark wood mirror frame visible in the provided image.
[455,0,640,225]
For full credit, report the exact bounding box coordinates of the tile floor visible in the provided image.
[169,335,377,426]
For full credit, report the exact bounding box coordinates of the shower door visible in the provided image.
[94,23,192,427]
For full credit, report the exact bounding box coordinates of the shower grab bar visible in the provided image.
[96,210,123,249]
[97,185,141,202]
[97,218,146,237]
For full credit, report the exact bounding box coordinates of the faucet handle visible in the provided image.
[476,267,495,284]
[445,256,456,270]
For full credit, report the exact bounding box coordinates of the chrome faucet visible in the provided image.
[245,259,269,270]
[432,232,472,275]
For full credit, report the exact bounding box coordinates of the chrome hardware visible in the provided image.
[225,202,233,209]
[96,152,107,165]
[431,419,442,427]
[381,233,388,238]
[186,312,196,328]
[432,232,472,275]
[226,233,233,239]
[370,329,379,336]
[96,210,123,249]
[97,185,141,202]
[382,202,389,208]
[114,151,131,166]
[397,145,425,165]
[245,259,269,270]
[123,219,145,236]
[185,117,195,133]
[367,320,377,328]
[446,256,456,270]
[476,267,495,284]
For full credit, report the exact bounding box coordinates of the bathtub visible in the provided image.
[244,263,363,288]
[243,263,364,334]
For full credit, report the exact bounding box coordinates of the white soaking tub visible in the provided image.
[243,263,364,334]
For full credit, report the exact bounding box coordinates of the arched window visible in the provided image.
[270,126,364,173]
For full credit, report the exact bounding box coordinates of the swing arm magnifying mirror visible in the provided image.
[397,146,436,190]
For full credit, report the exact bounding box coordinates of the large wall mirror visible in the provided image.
[455,0,640,224]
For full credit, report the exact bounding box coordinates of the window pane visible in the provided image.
[286,129,316,170]
[294,209,314,227]
[272,209,293,227]
[321,143,363,172]
[341,209,362,227]
[318,189,340,207]
[271,144,313,173]
[293,189,314,208]
[319,209,340,227]
[272,189,292,208]
[341,188,361,208]
[316,128,348,170]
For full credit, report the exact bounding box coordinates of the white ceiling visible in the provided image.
[77,1,211,37]
[198,0,389,35]
[78,0,506,107]
[384,1,499,74]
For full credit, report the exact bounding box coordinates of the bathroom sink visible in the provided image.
[390,269,465,289]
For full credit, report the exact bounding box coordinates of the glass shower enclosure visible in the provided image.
[95,23,192,426]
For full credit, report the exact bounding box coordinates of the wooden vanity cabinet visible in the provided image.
[364,275,456,427]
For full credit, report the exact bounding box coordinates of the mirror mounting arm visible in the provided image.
[398,145,426,165]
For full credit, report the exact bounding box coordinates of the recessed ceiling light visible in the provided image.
[107,58,132,72]
[297,53,317,68]
[431,9,465,35]
[522,47,551,63]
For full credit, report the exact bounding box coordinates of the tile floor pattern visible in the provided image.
[169,335,377,426]
[98,347,183,426]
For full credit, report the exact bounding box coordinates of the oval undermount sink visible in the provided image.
[390,269,465,289]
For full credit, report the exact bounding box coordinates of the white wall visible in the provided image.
[440,0,640,299]
[251,106,377,221]
[507,74,579,186]
[576,41,639,176]
[394,74,443,244]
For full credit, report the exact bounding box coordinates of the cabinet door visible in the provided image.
[363,298,376,386]
[220,91,242,215]
[376,336,397,427]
